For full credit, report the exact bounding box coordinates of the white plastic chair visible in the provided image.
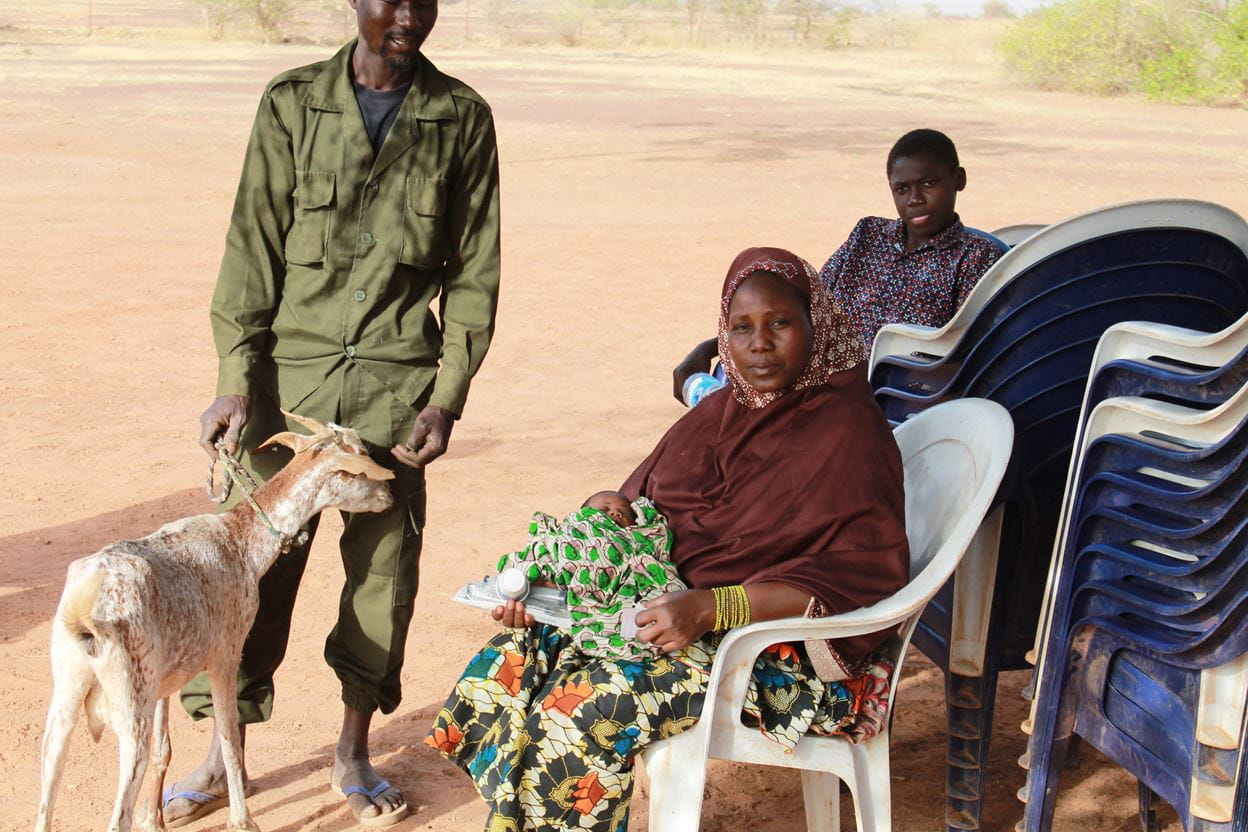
[640,398,1014,832]
[869,199,1248,374]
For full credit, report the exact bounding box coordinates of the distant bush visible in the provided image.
[189,0,350,42]
[1212,0,1248,98]
[1139,44,1207,102]
[998,0,1248,105]
[549,0,590,44]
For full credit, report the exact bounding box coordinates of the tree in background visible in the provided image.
[718,0,770,44]
[982,0,1015,18]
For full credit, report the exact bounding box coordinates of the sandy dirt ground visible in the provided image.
[3,4,1248,830]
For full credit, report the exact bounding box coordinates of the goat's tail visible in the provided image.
[56,568,109,742]
[58,568,105,639]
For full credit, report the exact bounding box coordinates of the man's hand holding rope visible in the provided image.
[200,395,251,461]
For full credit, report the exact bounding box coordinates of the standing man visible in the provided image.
[165,0,500,826]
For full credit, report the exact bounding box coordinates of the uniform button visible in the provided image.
[360,232,375,245]
[353,289,367,302]
[345,345,357,357]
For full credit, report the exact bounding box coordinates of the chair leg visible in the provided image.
[945,662,1001,831]
[944,514,1010,832]
[849,736,893,832]
[644,727,710,832]
[801,770,842,832]
[1063,735,1084,770]
[1139,781,1161,832]
[1019,628,1087,832]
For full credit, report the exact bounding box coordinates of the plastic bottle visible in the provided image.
[682,371,727,408]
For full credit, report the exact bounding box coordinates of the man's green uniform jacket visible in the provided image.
[211,39,500,419]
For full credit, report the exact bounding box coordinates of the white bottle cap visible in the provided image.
[497,567,530,601]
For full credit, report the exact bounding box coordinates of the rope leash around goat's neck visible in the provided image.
[206,445,308,553]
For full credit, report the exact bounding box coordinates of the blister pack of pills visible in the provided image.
[451,574,573,628]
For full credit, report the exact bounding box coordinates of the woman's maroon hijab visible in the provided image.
[621,247,909,675]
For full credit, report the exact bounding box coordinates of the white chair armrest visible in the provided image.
[875,322,941,341]
[697,605,916,728]
[869,323,947,373]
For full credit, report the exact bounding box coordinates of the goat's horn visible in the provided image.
[280,409,332,437]
[256,431,318,455]
[332,454,396,481]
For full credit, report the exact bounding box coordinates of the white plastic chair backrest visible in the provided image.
[991,223,1047,246]
[869,199,1248,373]
[1088,312,1248,383]
[887,399,1014,612]
[1084,380,1248,452]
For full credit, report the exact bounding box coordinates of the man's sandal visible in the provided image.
[331,779,410,828]
[161,789,229,829]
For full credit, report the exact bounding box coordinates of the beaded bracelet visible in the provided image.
[711,584,752,631]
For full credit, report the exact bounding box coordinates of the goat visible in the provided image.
[34,412,395,832]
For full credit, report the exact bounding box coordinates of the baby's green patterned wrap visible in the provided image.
[496,496,686,659]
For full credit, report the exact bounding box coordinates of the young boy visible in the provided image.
[819,128,1002,356]
[671,129,1001,400]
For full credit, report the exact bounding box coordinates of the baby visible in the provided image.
[497,491,686,659]
[582,489,637,528]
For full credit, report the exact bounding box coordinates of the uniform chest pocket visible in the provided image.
[285,171,336,267]
[398,176,449,270]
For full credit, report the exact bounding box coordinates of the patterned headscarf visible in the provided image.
[716,247,862,409]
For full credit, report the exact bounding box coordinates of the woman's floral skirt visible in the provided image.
[426,625,892,832]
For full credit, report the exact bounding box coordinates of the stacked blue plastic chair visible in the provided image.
[867,200,1248,832]
[1018,325,1248,831]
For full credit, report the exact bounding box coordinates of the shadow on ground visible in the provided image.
[0,488,209,644]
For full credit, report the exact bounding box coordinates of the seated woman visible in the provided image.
[427,247,910,832]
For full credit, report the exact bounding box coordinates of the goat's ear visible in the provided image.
[332,454,396,481]
[280,408,331,436]
[256,431,317,454]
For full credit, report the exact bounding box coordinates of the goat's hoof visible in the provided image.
[228,822,261,832]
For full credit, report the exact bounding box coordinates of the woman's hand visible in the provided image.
[492,599,537,628]
[634,589,716,653]
[490,580,557,629]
